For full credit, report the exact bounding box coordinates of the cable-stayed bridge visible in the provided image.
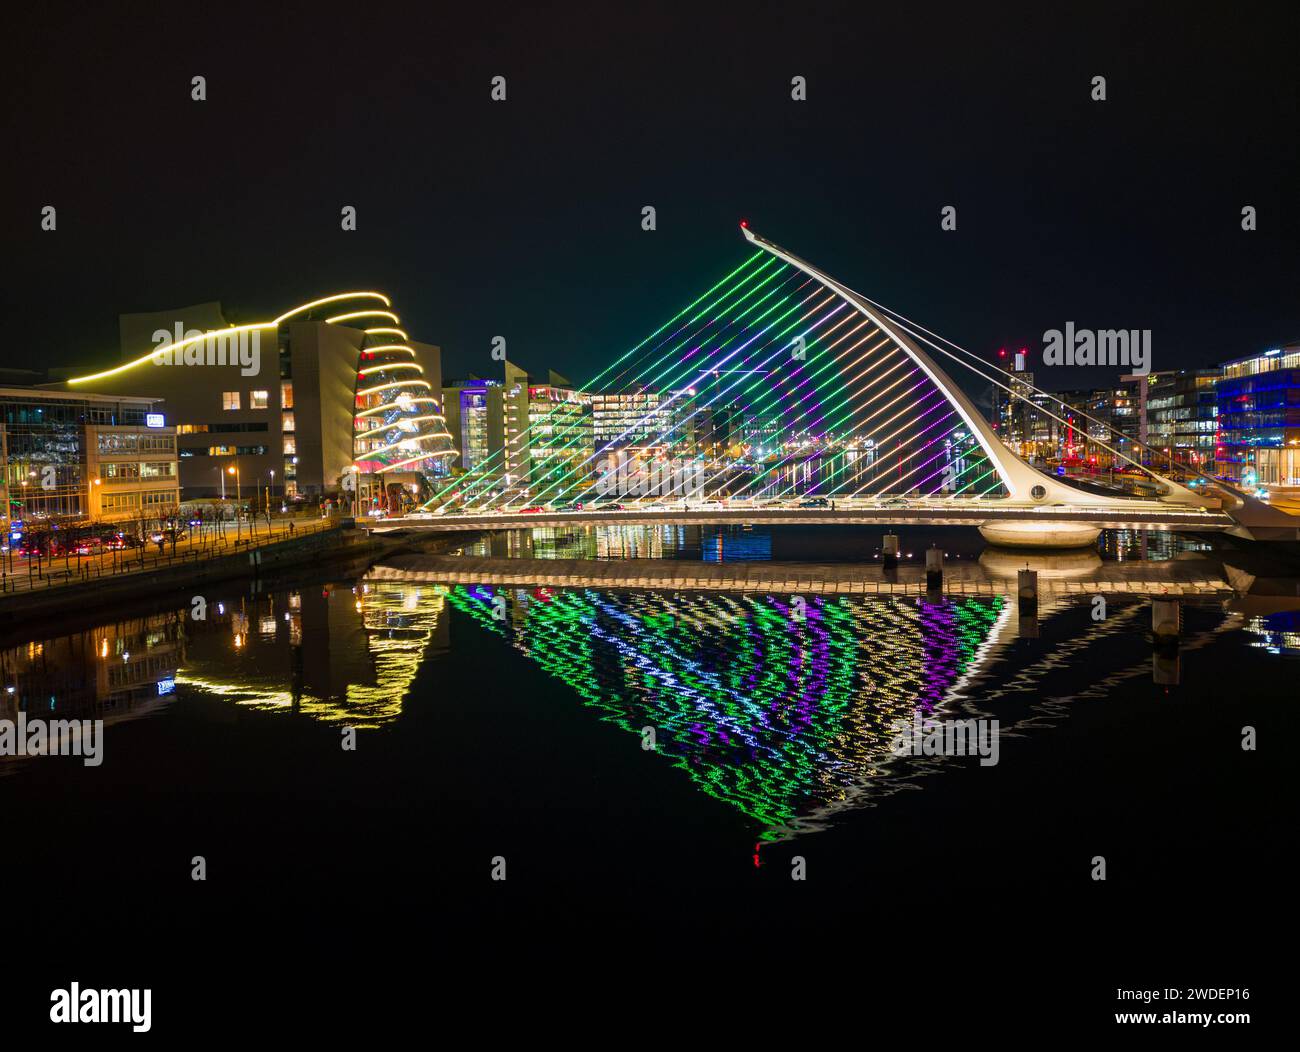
[407,227,1295,547]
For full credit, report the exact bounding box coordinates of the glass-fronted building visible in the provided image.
[1146,369,1219,472]
[1,386,179,532]
[1216,345,1300,488]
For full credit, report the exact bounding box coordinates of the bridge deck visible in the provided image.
[373,505,1234,533]
[367,554,1231,597]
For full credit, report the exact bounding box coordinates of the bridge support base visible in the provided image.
[1152,598,1181,645]
[925,547,943,593]
[978,521,1101,549]
[882,533,900,570]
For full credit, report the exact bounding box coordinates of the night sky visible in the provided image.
[3,1,1296,397]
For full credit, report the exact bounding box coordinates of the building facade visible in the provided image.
[1,387,178,535]
[1145,369,1219,472]
[53,292,455,505]
[1216,344,1300,488]
[443,362,593,501]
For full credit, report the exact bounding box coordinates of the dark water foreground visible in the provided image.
[1,525,1293,1034]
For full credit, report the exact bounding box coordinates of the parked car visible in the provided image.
[799,498,830,508]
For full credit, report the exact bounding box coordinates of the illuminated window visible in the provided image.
[280,382,294,409]
[282,411,295,432]
[177,423,210,434]
[283,436,296,455]
[222,392,241,411]
[250,390,269,409]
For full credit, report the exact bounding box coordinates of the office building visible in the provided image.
[1,386,178,532]
[1216,343,1300,488]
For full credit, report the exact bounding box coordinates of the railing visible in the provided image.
[0,516,342,595]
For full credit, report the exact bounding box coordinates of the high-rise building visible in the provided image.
[1145,369,1219,472]
[443,362,593,499]
[443,379,504,472]
[989,352,1055,461]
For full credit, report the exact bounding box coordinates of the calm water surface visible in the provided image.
[4,526,1293,897]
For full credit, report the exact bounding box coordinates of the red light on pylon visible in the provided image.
[740,219,749,229]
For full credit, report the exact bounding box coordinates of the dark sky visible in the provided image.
[3,1,1296,397]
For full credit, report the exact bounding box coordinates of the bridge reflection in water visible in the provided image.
[444,584,1008,839]
[3,564,1286,837]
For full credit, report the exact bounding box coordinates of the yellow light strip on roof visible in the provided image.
[358,363,423,377]
[328,310,400,325]
[365,327,409,340]
[357,379,432,396]
[382,451,457,471]
[357,433,449,457]
[354,398,438,418]
[68,322,276,385]
[360,344,417,356]
[68,290,397,386]
[274,291,391,324]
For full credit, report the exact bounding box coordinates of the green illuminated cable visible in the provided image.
[501,263,811,508]
[423,250,770,506]
[438,254,792,509]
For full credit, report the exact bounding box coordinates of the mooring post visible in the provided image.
[1017,568,1038,613]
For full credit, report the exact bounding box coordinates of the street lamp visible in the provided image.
[228,464,241,540]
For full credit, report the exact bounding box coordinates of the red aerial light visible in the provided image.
[998,349,1006,357]
[739,219,748,229]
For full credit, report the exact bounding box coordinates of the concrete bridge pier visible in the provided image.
[1153,650,1181,686]
[1152,598,1181,646]
[882,534,900,570]
[925,547,944,593]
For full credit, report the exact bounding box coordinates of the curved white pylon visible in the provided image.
[741,226,1209,509]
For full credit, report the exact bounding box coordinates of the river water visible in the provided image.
[2,524,1294,1020]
